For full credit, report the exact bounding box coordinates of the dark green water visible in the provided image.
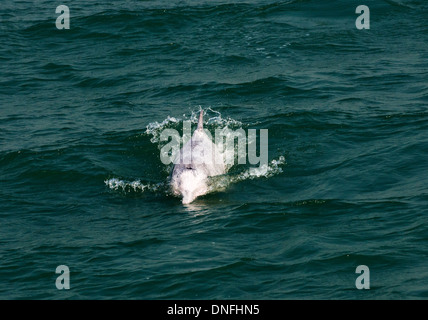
[1,0,427,299]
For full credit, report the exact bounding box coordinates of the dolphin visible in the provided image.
[170,110,226,204]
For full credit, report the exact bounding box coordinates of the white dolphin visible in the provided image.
[170,110,226,204]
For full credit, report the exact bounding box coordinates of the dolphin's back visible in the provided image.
[170,110,226,203]
[172,110,225,176]
[176,130,225,176]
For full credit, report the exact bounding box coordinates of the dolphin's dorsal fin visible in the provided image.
[197,110,204,131]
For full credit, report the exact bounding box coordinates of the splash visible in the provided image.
[232,156,286,182]
[107,109,286,198]
[145,116,180,144]
[207,155,286,193]
[144,107,243,145]
[105,178,165,193]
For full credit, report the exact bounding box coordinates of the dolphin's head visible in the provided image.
[172,167,209,204]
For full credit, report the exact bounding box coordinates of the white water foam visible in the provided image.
[205,155,286,194]
[217,154,285,183]
[145,116,180,144]
[105,178,165,193]
[144,107,243,145]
